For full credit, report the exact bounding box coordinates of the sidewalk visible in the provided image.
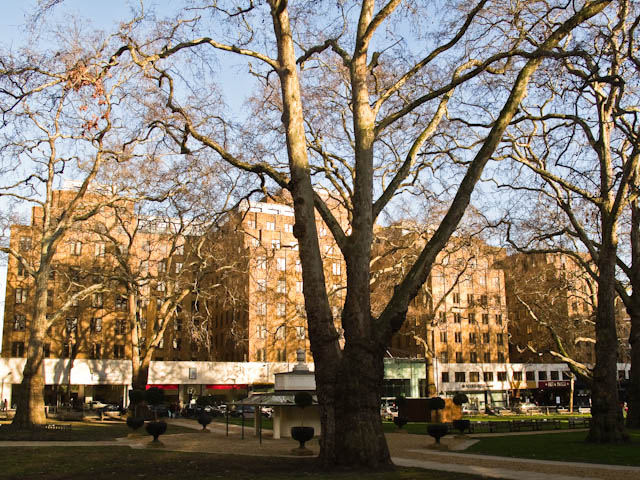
[0,419,638,480]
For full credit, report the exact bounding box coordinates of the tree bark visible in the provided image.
[627,309,640,428]
[586,240,628,442]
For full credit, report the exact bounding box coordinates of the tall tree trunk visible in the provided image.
[12,272,49,427]
[627,309,640,428]
[586,241,628,442]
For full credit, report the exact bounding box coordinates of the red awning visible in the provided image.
[146,384,179,390]
[205,384,248,390]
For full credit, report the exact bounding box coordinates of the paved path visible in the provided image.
[1,420,639,480]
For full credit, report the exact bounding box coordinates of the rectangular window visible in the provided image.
[332,262,341,276]
[454,371,466,382]
[43,343,51,358]
[256,348,266,362]
[467,293,474,305]
[296,304,306,317]
[13,315,26,331]
[93,343,102,359]
[256,324,267,339]
[452,292,460,304]
[484,371,494,382]
[156,281,166,292]
[526,371,535,381]
[271,239,281,249]
[551,370,559,380]
[277,257,286,271]
[496,314,503,325]
[441,372,449,383]
[469,352,478,363]
[275,325,286,340]
[453,312,461,323]
[92,293,103,308]
[480,294,488,306]
[482,333,490,344]
[296,281,303,293]
[266,221,275,231]
[469,333,477,344]
[175,262,183,273]
[468,313,476,324]
[95,242,105,257]
[439,311,447,322]
[296,326,306,340]
[469,372,480,382]
[513,371,523,381]
[482,313,489,324]
[497,372,507,381]
[496,333,504,345]
[173,338,181,350]
[276,302,286,317]
[284,223,293,233]
[455,351,463,363]
[157,262,166,273]
[115,296,127,310]
[17,262,26,278]
[71,241,82,256]
[256,279,266,292]
[277,280,286,294]
[246,219,256,229]
[174,318,183,332]
[439,331,447,342]
[454,332,462,343]
[113,344,125,359]
[15,288,28,304]
[497,352,505,363]
[65,317,78,333]
[90,317,102,333]
[19,236,32,252]
[440,351,449,363]
[12,342,25,357]
[257,303,267,316]
[115,319,127,335]
[256,257,267,269]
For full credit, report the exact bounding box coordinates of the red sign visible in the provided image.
[146,384,179,390]
[206,384,248,390]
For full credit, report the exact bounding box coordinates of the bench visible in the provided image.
[32,424,72,433]
[568,417,591,428]
[509,420,540,432]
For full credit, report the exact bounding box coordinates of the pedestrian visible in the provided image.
[2,399,7,412]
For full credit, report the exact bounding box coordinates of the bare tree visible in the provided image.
[100,0,612,465]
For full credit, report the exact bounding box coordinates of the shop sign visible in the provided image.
[460,383,485,390]
[538,380,570,389]
[206,384,248,390]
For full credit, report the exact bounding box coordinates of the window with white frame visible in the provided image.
[175,262,183,273]
[332,262,341,276]
[277,280,286,294]
[71,241,82,256]
[95,242,105,257]
[266,221,275,231]
[275,325,286,340]
[256,348,266,361]
[90,317,102,333]
[272,239,281,249]
[296,281,303,293]
[256,279,266,292]
[158,262,166,273]
[256,324,267,339]
[13,314,26,331]
[65,317,78,333]
[175,244,184,255]
[295,326,306,339]
[157,281,166,292]
[295,304,306,317]
[284,223,293,233]
[92,293,103,308]
[116,295,127,310]
[276,257,286,271]
[295,259,302,272]
[276,302,286,317]
[256,257,267,269]
[19,236,32,252]
[256,302,267,316]
[15,288,27,304]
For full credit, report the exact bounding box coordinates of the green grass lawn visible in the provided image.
[212,415,274,430]
[466,429,640,466]
[0,447,486,480]
[0,420,196,441]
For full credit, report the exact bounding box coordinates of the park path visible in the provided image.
[0,419,638,480]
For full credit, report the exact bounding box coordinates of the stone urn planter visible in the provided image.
[291,392,314,455]
[427,397,448,450]
[126,417,145,437]
[452,419,471,435]
[197,413,212,433]
[145,420,167,447]
[427,423,449,444]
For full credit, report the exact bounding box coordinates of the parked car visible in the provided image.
[514,402,538,413]
[85,400,109,409]
[230,405,255,418]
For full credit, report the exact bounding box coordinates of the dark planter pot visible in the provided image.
[197,414,212,431]
[427,423,448,444]
[291,426,314,449]
[393,416,408,429]
[145,421,167,443]
[126,417,145,431]
[452,419,471,434]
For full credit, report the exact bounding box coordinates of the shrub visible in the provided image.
[126,417,145,431]
[452,419,471,434]
[294,392,313,409]
[429,397,445,410]
[427,423,448,443]
[393,416,408,429]
[453,393,469,406]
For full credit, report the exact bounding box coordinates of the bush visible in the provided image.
[427,423,448,444]
[452,419,471,434]
[393,416,408,429]
[126,417,145,431]
[453,393,469,406]
[429,397,445,411]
